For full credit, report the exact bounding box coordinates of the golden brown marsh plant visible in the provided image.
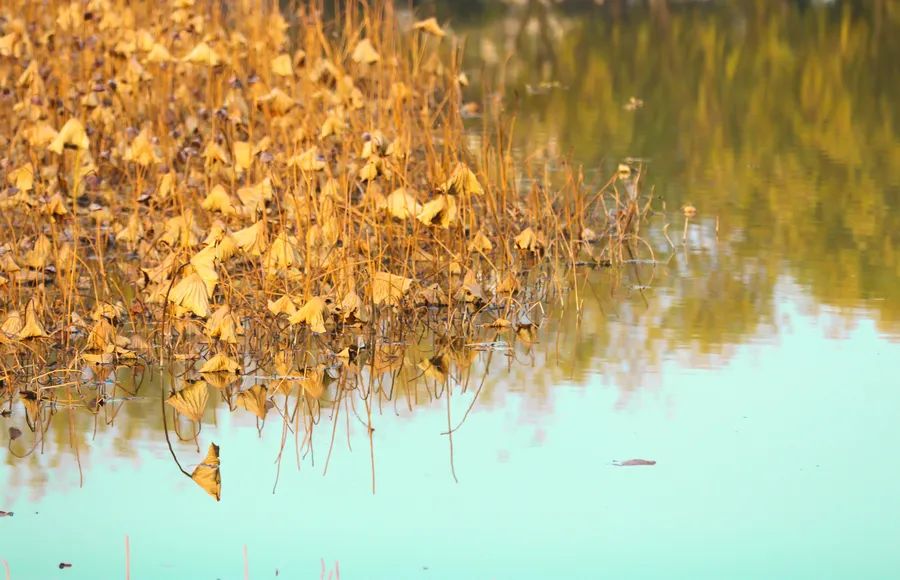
[0,0,654,496]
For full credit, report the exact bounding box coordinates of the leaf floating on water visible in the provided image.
[613,459,656,467]
[191,443,221,501]
[236,384,268,420]
[166,381,209,422]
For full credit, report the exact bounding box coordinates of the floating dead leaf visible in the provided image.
[166,380,209,422]
[419,353,450,381]
[191,443,221,501]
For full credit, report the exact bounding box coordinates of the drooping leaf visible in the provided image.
[166,381,209,422]
[191,443,221,500]
[236,384,268,420]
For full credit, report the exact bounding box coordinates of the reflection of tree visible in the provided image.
[461,1,900,346]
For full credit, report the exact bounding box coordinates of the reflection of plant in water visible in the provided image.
[0,1,655,499]
[459,1,900,368]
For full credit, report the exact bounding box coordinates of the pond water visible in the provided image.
[3,2,900,578]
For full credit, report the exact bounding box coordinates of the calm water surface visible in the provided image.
[3,2,900,578]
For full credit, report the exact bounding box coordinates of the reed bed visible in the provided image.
[0,0,652,499]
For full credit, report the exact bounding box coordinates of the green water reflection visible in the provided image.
[459,0,900,335]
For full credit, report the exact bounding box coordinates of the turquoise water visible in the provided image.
[3,286,900,579]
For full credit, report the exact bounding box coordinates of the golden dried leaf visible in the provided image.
[48,118,89,153]
[168,273,211,318]
[467,231,493,253]
[1,310,23,337]
[191,443,221,501]
[271,53,293,77]
[372,272,413,306]
[7,163,34,191]
[17,301,47,340]
[23,235,51,269]
[166,380,209,422]
[263,232,302,273]
[199,352,241,374]
[288,296,328,333]
[145,42,173,63]
[233,141,252,174]
[267,295,297,317]
[413,18,446,37]
[182,41,223,66]
[124,129,161,166]
[202,185,237,215]
[289,147,326,172]
[236,385,268,420]
[205,304,240,344]
[439,163,483,196]
[351,38,380,64]
[514,227,545,253]
[416,194,457,228]
[232,221,268,257]
[385,187,421,220]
